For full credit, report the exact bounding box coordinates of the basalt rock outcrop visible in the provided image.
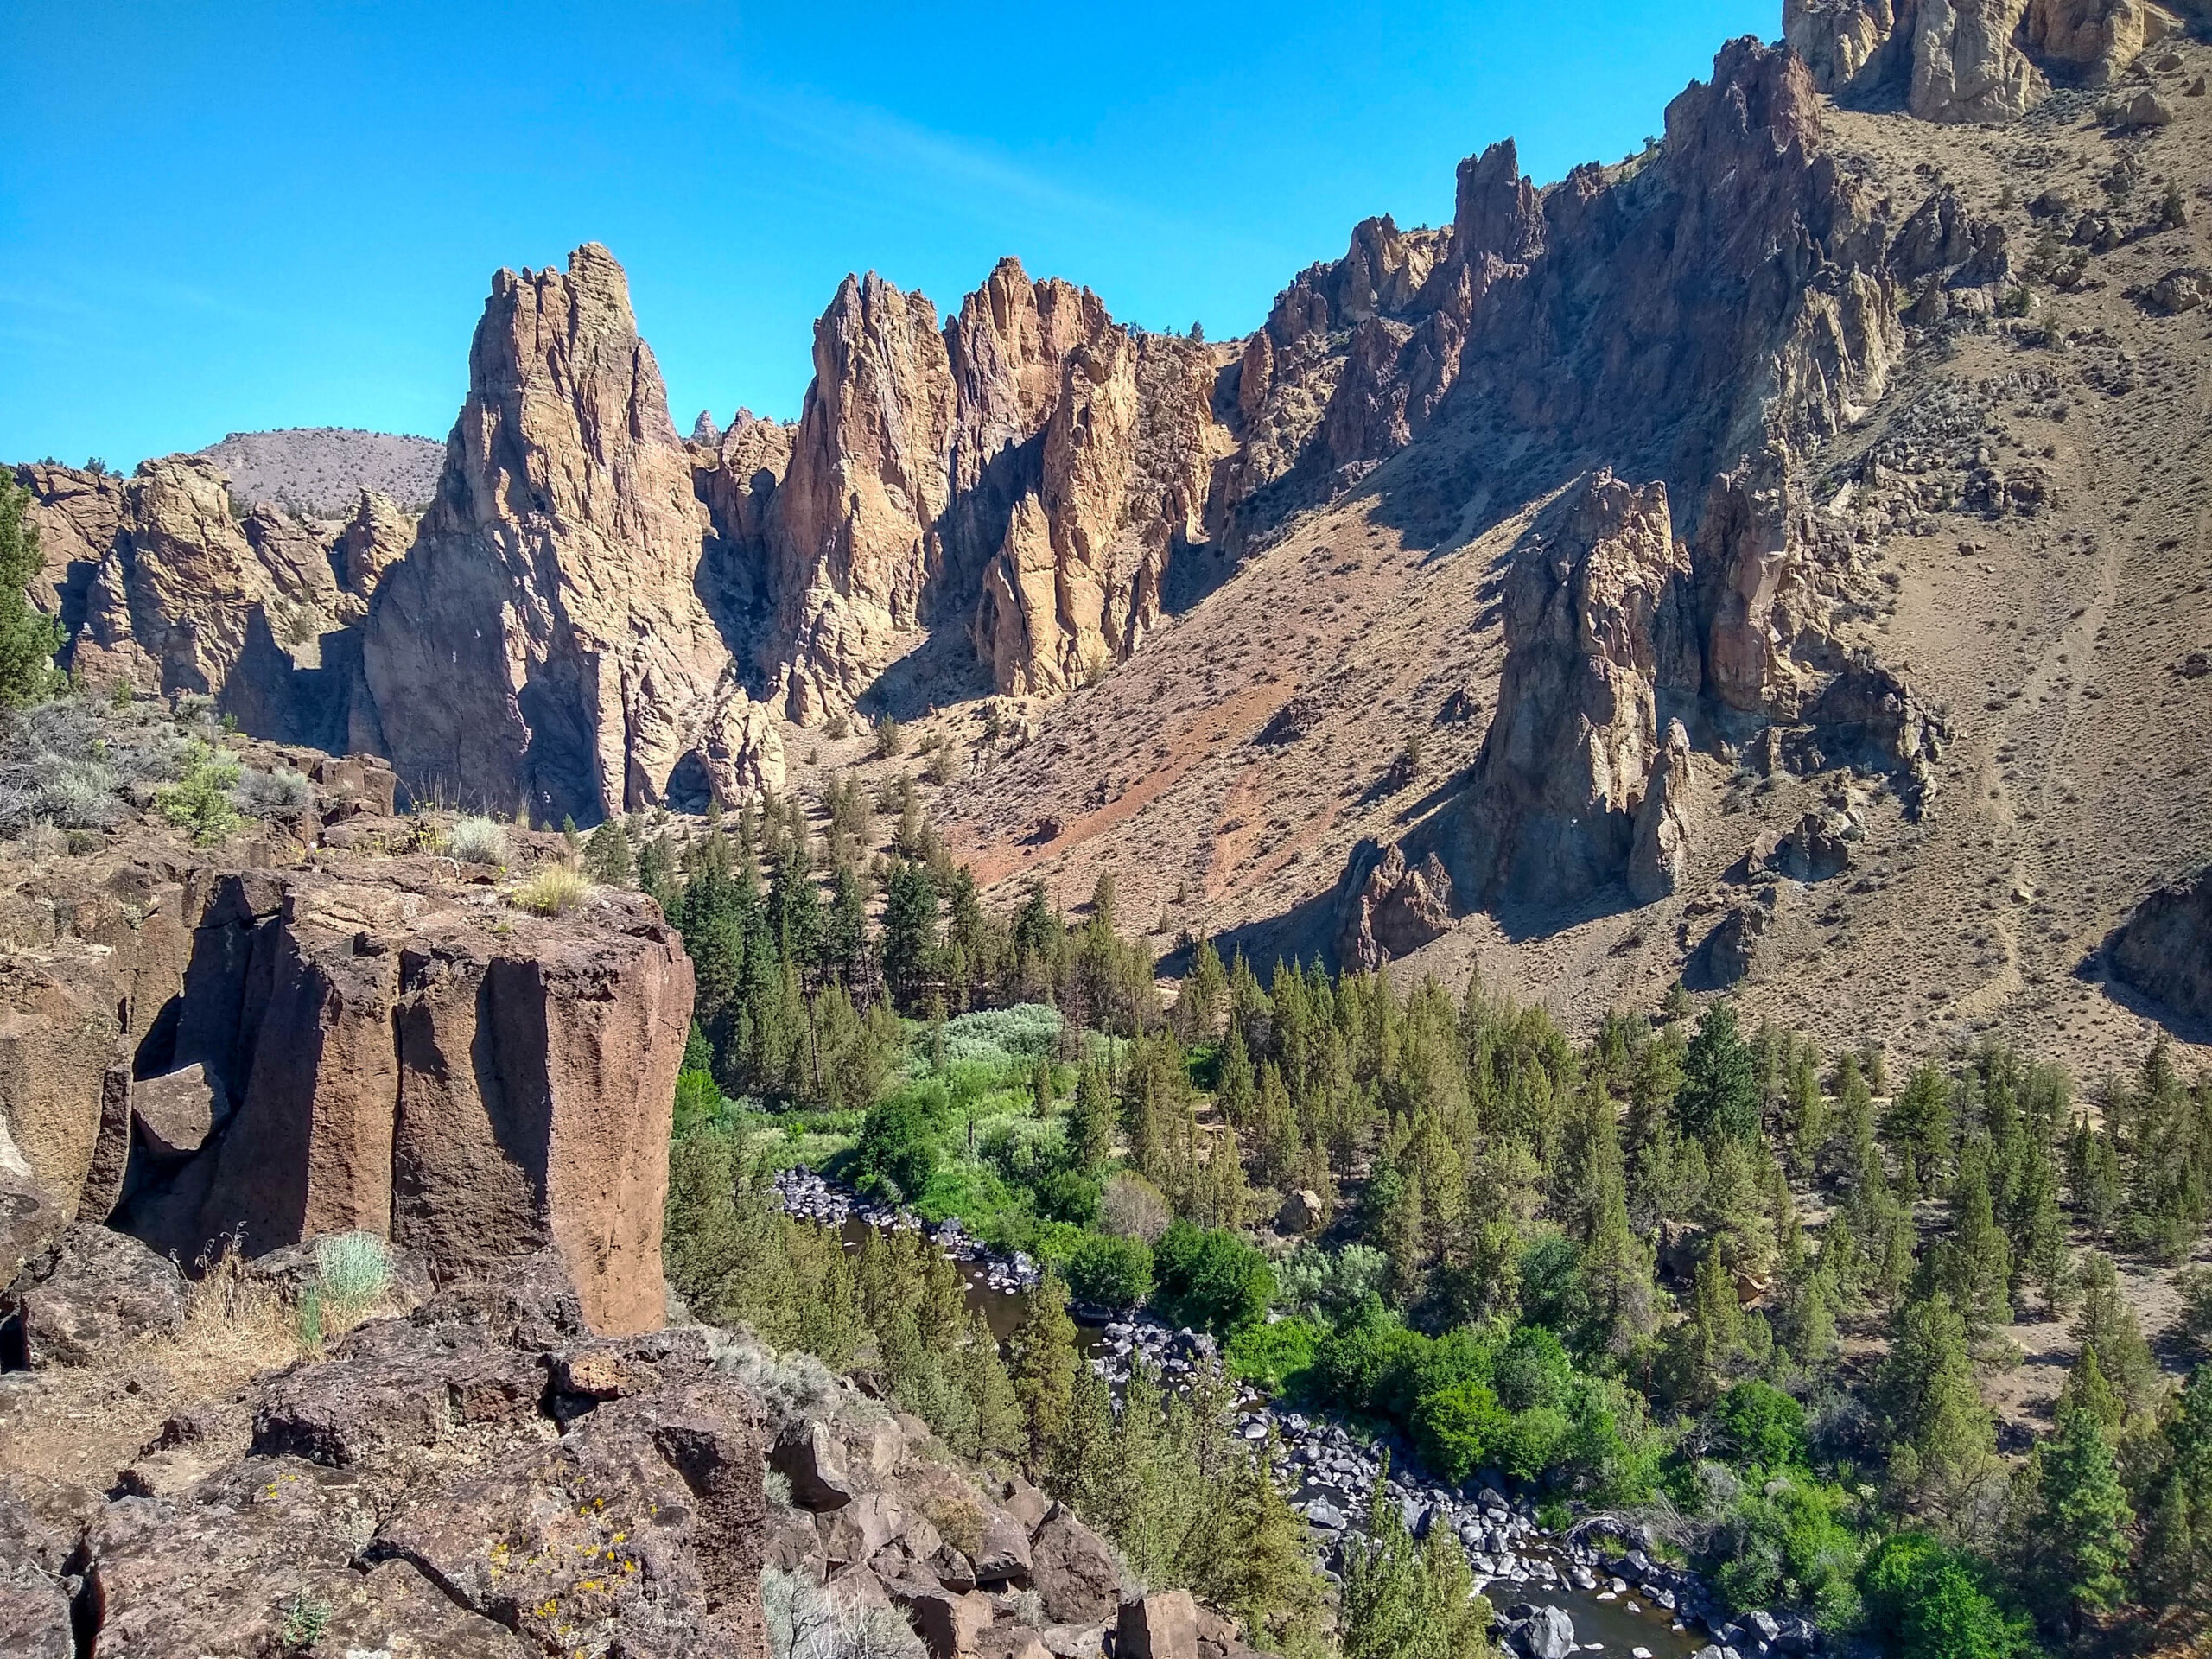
[2110,866,2212,1025]
[0,1255,770,1659]
[0,782,691,1336]
[1453,474,1699,911]
[698,257,1233,715]
[361,244,784,825]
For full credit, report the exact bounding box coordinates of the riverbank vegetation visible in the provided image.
[637,792,2212,1658]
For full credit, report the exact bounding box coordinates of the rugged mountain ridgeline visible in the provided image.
[12,11,2212,1058]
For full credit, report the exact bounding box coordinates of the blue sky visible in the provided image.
[1,1,1774,468]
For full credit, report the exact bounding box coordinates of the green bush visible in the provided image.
[1715,1380,1809,1471]
[1065,1232,1154,1310]
[1857,1533,2033,1659]
[674,1068,725,1138]
[1414,1379,1514,1482]
[1226,1315,1323,1396]
[851,1091,938,1203]
[156,742,242,845]
[1710,1470,1862,1625]
[1031,1167,1100,1226]
[1151,1219,1275,1333]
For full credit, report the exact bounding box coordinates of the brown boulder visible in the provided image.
[971,1503,1035,1587]
[1029,1506,1121,1625]
[3,1224,187,1367]
[772,1417,859,1510]
[887,1579,995,1658]
[132,1064,217,1160]
[115,869,694,1338]
[0,1172,67,1303]
[375,1377,768,1659]
[1120,1590,1202,1659]
[0,1562,71,1659]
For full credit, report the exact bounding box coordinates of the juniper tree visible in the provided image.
[1007,1271,1078,1475]
[2024,1402,2134,1643]
[1677,1002,1761,1144]
[0,478,60,706]
[1879,1291,2000,1529]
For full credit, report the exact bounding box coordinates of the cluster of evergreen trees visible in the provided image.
[635,787,2212,1656]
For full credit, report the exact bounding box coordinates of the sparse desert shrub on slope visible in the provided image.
[446,813,509,865]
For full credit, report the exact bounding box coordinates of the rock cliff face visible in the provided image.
[1786,0,2181,113]
[1449,474,1700,910]
[17,457,392,750]
[2110,867,2212,1025]
[0,784,691,1336]
[361,244,783,824]
[702,257,1234,715]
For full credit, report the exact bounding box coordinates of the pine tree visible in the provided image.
[1068,1059,1115,1171]
[583,818,634,885]
[2056,1344,2124,1433]
[1201,1432,1326,1652]
[1007,1271,1079,1476]
[2028,1403,2134,1642]
[1049,1361,1119,1516]
[1338,1465,1494,1659]
[1879,1291,1999,1526]
[880,861,940,1012]
[1677,1002,1761,1143]
[2072,1251,2158,1419]
[1885,1063,1956,1179]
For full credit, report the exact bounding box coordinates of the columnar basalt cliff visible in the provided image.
[0,777,691,1336]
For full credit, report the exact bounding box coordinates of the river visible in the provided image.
[779,1170,1729,1659]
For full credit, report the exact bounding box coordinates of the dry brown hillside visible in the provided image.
[925,55,2212,1082]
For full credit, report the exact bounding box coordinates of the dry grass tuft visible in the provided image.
[511,865,591,916]
[0,1235,409,1490]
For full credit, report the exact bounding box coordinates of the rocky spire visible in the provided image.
[360,243,781,822]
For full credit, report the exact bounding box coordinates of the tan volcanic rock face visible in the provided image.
[771,271,958,723]
[361,243,780,822]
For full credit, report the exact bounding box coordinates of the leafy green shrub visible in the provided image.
[1065,1232,1153,1310]
[674,1068,725,1137]
[1715,1380,1809,1470]
[446,814,509,865]
[1274,1242,1390,1320]
[938,1004,1062,1067]
[1710,1470,1862,1624]
[1031,1168,1100,1227]
[1857,1533,2032,1659]
[1152,1219,1274,1333]
[1227,1315,1323,1396]
[851,1091,939,1203]
[156,741,243,844]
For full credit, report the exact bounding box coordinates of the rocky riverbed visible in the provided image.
[768,1166,1818,1659]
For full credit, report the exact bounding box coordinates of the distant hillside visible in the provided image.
[191,427,442,516]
